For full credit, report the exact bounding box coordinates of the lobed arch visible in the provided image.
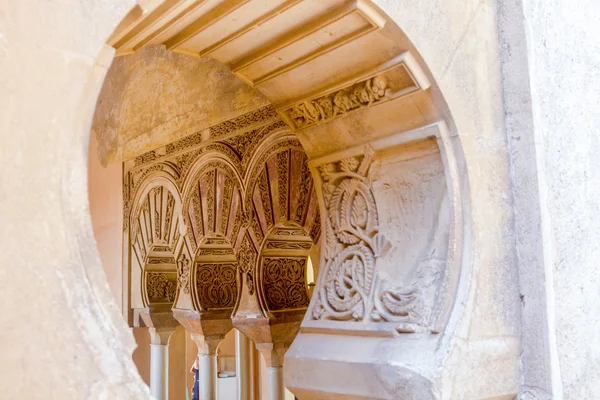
[181,155,245,254]
[242,127,320,249]
[127,172,186,317]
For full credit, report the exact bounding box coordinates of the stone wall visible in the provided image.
[92,45,267,165]
[523,0,600,397]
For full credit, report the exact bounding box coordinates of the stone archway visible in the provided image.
[122,106,323,399]
[0,0,545,399]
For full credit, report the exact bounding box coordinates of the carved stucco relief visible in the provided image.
[196,263,237,309]
[304,122,461,336]
[277,53,429,131]
[146,272,177,303]
[262,257,310,311]
[176,253,190,295]
[125,106,323,320]
[237,233,257,296]
[309,144,447,334]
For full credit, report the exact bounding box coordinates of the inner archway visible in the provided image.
[88,1,470,398]
[62,0,521,398]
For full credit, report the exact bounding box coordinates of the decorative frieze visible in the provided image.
[278,53,430,130]
[209,105,278,139]
[286,75,388,129]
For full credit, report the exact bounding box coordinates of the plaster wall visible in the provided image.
[92,45,267,165]
[88,130,123,308]
[0,0,150,397]
[522,0,600,397]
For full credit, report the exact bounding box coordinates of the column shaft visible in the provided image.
[150,344,169,400]
[235,330,251,400]
[198,353,218,400]
[265,366,285,400]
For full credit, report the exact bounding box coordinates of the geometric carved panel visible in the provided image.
[186,168,242,250]
[132,186,179,266]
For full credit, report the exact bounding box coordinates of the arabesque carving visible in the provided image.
[266,241,312,250]
[312,147,429,332]
[209,105,278,139]
[224,120,287,170]
[177,253,190,294]
[147,272,177,303]
[263,257,310,311]
[196,263,237,309]
[285,76,388,129]
[237,234,257,295]
[277,150,289,220]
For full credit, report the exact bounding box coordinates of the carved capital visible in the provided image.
[255,342,290,368]
[149,327,176,346]
[191,333,226,355]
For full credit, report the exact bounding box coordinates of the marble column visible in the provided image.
[235,330,251,400]
[256,342,288,400]
[192,334,226,400]
[149,327,176,400]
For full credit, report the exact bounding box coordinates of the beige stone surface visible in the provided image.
[3,0,598,398]
[89,130,123,308]
[0,0,150,398]
[92,45,267,165]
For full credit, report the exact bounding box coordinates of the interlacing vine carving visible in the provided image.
[196,263,237,309]
[177,253,190,294]
[285,75,388,129]
[237,234,257,295]
[263,257,310,310]
[147,273,177,302]
[277,150,289,220]
[312,147,427,332]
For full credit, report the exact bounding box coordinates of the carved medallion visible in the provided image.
[262,257,310,311]
[196,263,237,309]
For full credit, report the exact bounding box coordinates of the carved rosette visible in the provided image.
[312,147,427,332]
